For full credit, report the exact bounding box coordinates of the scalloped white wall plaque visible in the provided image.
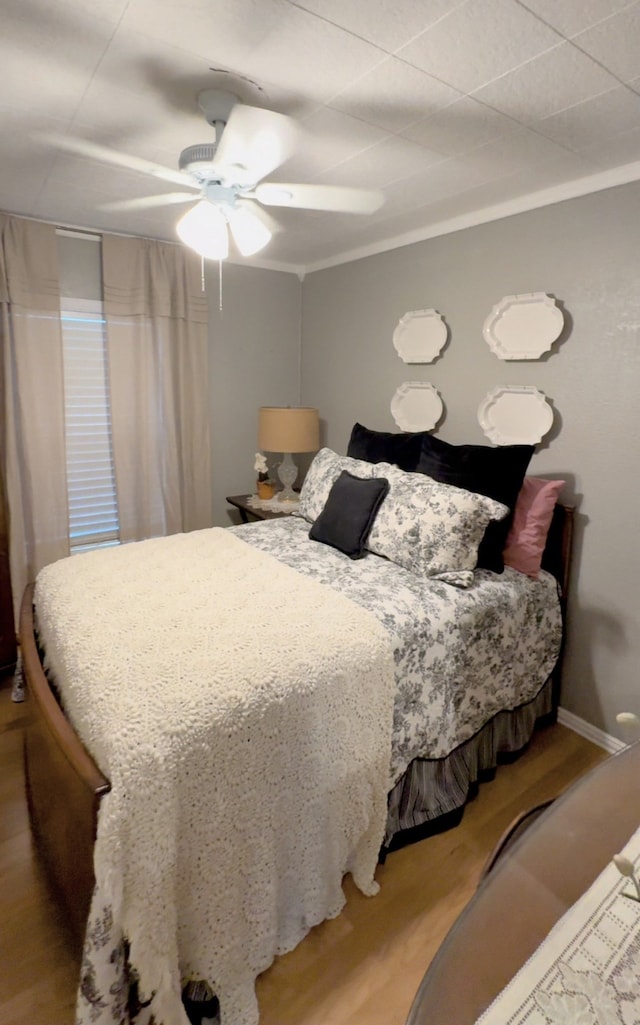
[392,309,447,363]
[478,386,554,445]
[483,292,563,360]
[390,381,443,432]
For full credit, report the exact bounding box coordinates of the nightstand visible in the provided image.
[226,494,298,524]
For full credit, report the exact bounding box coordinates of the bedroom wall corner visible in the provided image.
[206,262,303,526]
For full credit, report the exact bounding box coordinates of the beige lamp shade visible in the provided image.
[259,407,319,453]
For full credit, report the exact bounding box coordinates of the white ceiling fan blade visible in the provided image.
[40,133,200,190]
[253,182,385,214]
[236,198,281,236]
[213,105,298,187]
[100,192,199,212]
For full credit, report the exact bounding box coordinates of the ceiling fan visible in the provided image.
[44,90,386,259]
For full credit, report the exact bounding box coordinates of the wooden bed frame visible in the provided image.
[19,586,110,947]
[18,503,574,950]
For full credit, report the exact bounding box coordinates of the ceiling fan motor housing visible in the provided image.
[179,143,223,181]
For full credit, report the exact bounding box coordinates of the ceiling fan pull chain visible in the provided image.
[201,254,205,293]
[219,258,223,312]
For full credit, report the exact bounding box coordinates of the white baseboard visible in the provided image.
[557,707,626,754]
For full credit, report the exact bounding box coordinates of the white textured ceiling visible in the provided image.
[2,0,640,272]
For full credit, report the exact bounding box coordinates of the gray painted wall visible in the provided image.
[207,262,302,526]
[300,180,640,739]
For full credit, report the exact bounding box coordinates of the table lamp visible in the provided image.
[259,406,320,501]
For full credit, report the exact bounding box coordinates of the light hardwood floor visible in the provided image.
[0,677,607,1025]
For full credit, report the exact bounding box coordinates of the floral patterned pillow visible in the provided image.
[299,449,508,586]
[366,463,508,587]
[298,448,375,522]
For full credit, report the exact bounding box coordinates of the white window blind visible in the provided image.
[60,298,120,553]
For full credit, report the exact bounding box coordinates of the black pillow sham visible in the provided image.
[309,470,390,559]
[415,435,535,572]
[347,422,423,472]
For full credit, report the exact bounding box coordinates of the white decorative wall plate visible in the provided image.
[392,309,448,363]
[477,386,554,445]
[483,292,563,360]
[390,381,443,432]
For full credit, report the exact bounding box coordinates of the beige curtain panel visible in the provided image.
[102,234,212,542]
[0,219,213,619]
[0,214,70,618]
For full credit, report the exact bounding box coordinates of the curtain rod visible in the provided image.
[8,209,180,247]
[56,228,101,242]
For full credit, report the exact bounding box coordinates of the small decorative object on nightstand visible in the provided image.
[256,480,276,500]
[254,452,276,500]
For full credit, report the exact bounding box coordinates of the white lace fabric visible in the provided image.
[35,528,396,1025]
[476,823,640,1024]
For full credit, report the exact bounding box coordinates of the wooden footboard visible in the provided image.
[19,584,110,947]
[542,503,574,714]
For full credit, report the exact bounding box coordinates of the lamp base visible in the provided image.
[277,452,298,502]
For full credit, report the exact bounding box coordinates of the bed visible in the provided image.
[19,440,572,1025]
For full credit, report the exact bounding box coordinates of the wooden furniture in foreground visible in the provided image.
[19,584,110,944]
[405,740,639,1025]
[18,503,574,953]
[226,492,298,523]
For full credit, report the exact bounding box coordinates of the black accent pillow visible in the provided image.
[415,435,535,572]
[309,470,390,559]
[347,422,423,472]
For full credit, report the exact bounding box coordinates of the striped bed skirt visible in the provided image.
[383,677,554,852]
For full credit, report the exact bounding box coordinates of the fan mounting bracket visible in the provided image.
[197,89,240,128]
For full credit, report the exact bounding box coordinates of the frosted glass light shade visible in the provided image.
[176,200,229,260]
[228,206,272,256]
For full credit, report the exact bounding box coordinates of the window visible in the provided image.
[60,298,120,553]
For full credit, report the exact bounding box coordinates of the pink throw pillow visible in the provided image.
[503,477,566,579]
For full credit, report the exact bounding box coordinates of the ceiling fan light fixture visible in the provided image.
[176,199,229,260]
[51,94,386,264]
[227,205,272,256]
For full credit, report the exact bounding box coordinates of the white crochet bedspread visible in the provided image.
[35,528,396,1025]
